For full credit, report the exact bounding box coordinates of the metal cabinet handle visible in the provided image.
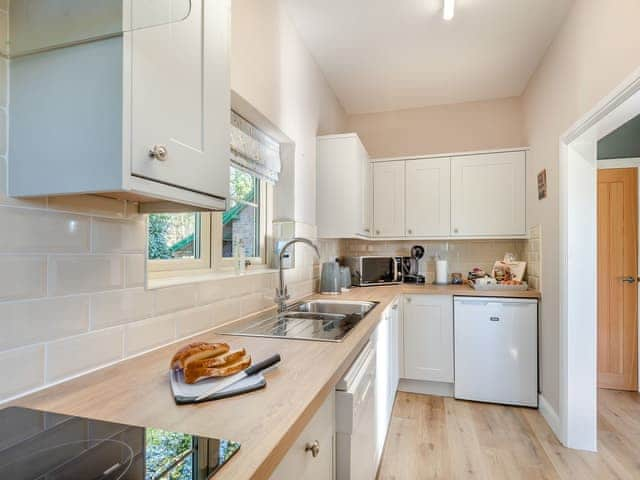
[407,229,413,235]
[622,276,637,284]
[305,440,320,458]
[364,228,370,233]
[405,297,412,303]
[392,304,399,310]
[149,145,168,161]
[376,230,381,235]
[453,228,459,234]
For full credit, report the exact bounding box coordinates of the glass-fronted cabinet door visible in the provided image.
[2,0,192,58]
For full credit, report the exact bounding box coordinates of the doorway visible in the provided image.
[559,67,640,452]
[597,167,638,391]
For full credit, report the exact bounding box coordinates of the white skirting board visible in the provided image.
[538,394,562,441]
[398,379,454,397]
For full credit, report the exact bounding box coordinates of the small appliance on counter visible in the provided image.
[402,245,426,284]
[321,260,342,294]
[345,256,403,287]
[340,265,352,292]
[0,406,240,479]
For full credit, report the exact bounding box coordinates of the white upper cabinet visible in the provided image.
[8,0,230,211]
[403,295,454,383]
[451,151,526,236]
[405,157,451,237]
[373,162,405,237]
[317,134,370,237]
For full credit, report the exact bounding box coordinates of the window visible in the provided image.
[223,167,262,258]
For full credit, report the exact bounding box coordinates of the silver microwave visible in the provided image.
[345,256,403,286]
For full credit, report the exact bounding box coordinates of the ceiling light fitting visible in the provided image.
[443,0,455,20]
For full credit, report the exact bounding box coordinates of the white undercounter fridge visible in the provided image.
[454,297,538,407]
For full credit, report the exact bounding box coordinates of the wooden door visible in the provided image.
[451,151,526,236]
[372,162,405,237]
[131,0,230,197]
[405,157,451,237]
[403,295,454,383]
[598,168,638,391]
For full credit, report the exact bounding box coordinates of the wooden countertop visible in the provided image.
[11,284,539,479]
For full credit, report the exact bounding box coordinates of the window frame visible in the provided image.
[147,213,212,275]
[146,181,273,279]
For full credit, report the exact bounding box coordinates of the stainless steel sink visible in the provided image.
[216,300,379,342]
[290,300,377,316]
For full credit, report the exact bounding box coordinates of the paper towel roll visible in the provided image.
[436,259,448,285]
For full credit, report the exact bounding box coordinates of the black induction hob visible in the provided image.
[0,406,240,479]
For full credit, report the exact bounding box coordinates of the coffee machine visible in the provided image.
[402,245,426,284]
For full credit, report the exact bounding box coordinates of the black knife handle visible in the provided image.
[245,354,281,376]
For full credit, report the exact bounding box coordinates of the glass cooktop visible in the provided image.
[0,406,240,479]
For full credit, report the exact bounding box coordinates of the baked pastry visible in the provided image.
[170,342,230,370]
[193,348,247,369]
[184,355,252,384]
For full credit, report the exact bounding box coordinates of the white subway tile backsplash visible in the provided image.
[91,288,154,330]
[48,255,124,296]
[0,207,90,253]
[0,296,90,351]
[0,256,46,301]
[175,306,214,337]
[46,327,124,382]
[0,345,45,401]
[154,284,198,315]
[92,218,146,254]
[48,195,126,219]
[124,254,146,288]
[197,280,226,305]
[125,315,175,356]
[211,298,241,327]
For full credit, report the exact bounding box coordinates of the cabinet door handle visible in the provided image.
[149,145,168,161]
[376,230,381,235]
[305,440,320,458]
[392,304,398,310]
[405,297,412,303]
[407,229,413,235]
[453,228,459,234]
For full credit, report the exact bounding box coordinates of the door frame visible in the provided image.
[559,66,640,451]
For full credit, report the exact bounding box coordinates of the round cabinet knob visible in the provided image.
[149,145,168,161]
[364,228,370,233]
[406,297,412,303]
[407,229,413,235]
[305,440,320,458]
[453,228,459,234]
[376,230,381,235]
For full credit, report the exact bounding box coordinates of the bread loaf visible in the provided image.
[170,342,230,370]
[184,355,252,384]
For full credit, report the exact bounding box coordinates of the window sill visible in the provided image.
[147,267,279,290]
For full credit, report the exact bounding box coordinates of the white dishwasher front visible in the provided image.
[454,297,538,407]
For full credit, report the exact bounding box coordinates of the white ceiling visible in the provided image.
[282,0,573,114]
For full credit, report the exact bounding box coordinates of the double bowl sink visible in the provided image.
[217,300,378,342]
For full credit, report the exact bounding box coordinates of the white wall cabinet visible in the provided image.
[270,391,335,480]
[405,157,451,237]
[9,0,230,211]
[372,162,405,237]
[451,151,526,236]
[317,134,371,237]
[403,295,454,383]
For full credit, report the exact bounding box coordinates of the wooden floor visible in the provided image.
[377,389,640,480]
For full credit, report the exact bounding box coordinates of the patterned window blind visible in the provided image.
[230,111,281,183]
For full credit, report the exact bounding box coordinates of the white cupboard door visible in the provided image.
[373,162,405,237]
[130,0,230,198]
[403,295,454,383]
[451,151,526,236]
[405,157,451,237]
[362,154,372,235]
[270,391,334,480]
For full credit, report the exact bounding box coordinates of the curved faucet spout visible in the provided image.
[276,237,320,312]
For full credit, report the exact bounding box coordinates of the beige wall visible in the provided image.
[231,0,347,225]
[522,0,640,413]
[347,97,525,158]
[0,0,346,403]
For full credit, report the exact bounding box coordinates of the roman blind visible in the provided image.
[230,111,281,183]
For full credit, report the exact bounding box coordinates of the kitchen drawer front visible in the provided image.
[270,391,335,480]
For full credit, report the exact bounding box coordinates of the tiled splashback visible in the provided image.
[339,238,528,283]
[523,225,542,289]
